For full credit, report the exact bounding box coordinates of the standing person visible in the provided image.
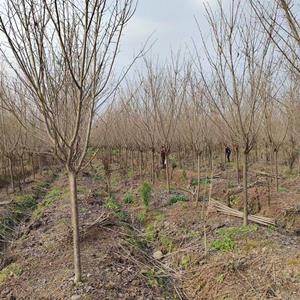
[160,146,166,169]
[225,146,232,162]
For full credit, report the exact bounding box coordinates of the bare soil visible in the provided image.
[0,160,299,299]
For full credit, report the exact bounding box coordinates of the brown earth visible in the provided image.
[0,160,299,299]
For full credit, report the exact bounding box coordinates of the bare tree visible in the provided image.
[195,0,273,224]
[251,0,300,74]
[0,0,138,282]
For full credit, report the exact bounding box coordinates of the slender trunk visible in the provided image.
[131,150,134,172]
[107,176,111,197]
[192,149,195,171]
[267,177,271,208]
[151,149,155,183]
[18,161,22,191]
[275,150,279,192]
[255,145,258,162]
[125,148,128,170]
[265,143,269,164]
[196,152,201,204]
[243,151,249,225]
[178,150,182,169]
[209,149,213,172]
[166,154,170,193]
[8,157,15,193]
[139,150,143,177]
[4,163,8,195]
[38,155,42,175]
[31,154,35,179]
[68,171,82,283]
[236,148,240,184]
[21,156,26,184]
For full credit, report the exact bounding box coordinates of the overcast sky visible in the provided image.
[117,0,218,72]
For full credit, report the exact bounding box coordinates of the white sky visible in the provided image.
[117,0,219,72]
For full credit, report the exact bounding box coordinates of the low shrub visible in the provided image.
[168,194,187,205]
[140,181,152,208]
[123,193,134,204]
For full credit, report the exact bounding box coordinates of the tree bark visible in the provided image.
[68,171,82,283]
[31,154,35,179]
[139,150,143,177]
[8,157,15,193]
[236,147,240,184]
[166,154,170,193]
[21,156,26,184]
[275,150,279,192]
[151,149,155,183]
[196,152,201,204]
[243,151,249,225]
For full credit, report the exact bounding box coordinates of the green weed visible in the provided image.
[123,193,134,204]
[105,197,125,221]
[180,255,191,269]
[210,237,235,252]
[140,181,152,208]
[210,225,258,252]
[168,194,187,205]
[0,263,23,285]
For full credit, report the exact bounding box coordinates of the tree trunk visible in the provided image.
[151,149,155,183]
[8,157,15,193]
[139,150,143,177]
[243,151,249,225]
[68,171,82,283]
[124,148,128,170]
[38,155,42,175]
[4,163,8,195]
[267,177,271,208]
[236,148,240,184]
[166,154,170,193]
[31,154,35,179]
[275,150,279,192]
[21,156,26,184]
[196,152,201,204]
[131,150,134,172]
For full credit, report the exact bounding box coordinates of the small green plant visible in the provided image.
[140,181,152,208]
[137,209,147,223]
[0,263,23,285]
[168,194,187,205]
[229,195,240,206]
[210,237,235,252]
[105,197,121,210]
[267,225,276,232]
[127,168,134,178]
[123,193,134,204]
[159,234,174,253]
[105,197,125,221]
[216,273,225,284]
[217,225,258,239]
[145,223,157,241]
[210,225,258,252]
[15,195,37,212]
[141,268,165,288]
[180,255,191,269]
